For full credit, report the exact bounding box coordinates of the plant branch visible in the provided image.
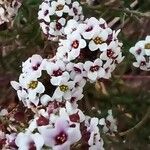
[85,4,150,18]
[118,107,150,136]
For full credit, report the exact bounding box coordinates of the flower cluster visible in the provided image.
[8,53,119,150]
[38,0,84,40]
[6,1,123,149]
[56,17,124,82]
[0,0,21,25]
[11,54,85,108]
[129,35,150,71]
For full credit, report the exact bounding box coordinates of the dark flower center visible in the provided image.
[69,113,80,123]
[107,49,115,58]
[93,37,103,45]
[32,63,41,71]
[90,65,100,72]
[72,40,79,49]
[74,67,81,73]
[55,131,68,145]
[73,7,78,15]
[56,22,62,30]
[44,10,49,16]
[136,49,142,55]
[53,69,63,77]
[56,5,64,11]
[29,141,36,150]
[85,26,93,32]
[140,61,146,66]
[36,116,49,126]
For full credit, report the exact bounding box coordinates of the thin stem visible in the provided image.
[118,107,150,136]
[85,4,150,18]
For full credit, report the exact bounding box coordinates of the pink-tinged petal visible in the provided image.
[63,5,69,13]
[84,61,93,71]
[49,6,55,15]
[146,35,150,41]
[51,76,63,86]
[40,128,56,147]
[56,11,63,17]
[99,43,107,51]
[40,94,52,106]
[64,91,71,100]
[58,18,66,26]
[30,96,39,106]
[53,88,63,99]
[55,118,69,132]
[10,81,20,90]
[145,49,150,56]
[133,62,140,68]
[82,31,94,40]
[100,51,108,60]
[94,59,102,66]
[31,133,44,149]
[36,82,45,93]
[88,71,97,81]
[28,120,37,132]
[89,40,99,51]
[100,30,108,41]
[67,124,81,144]
[53,141,70,150]
[97,68,105,78]
[79,39,86,48]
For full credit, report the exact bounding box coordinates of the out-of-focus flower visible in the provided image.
[83,117,104,150]
[0,0,21,25]
[15,132,44,150]
[129,36,150,71]
[99,110,117,135]
[38,0,84,40]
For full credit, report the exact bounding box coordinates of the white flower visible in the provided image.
[66,62,86,80]
[38,0,84,39]
[10,80,28,102]
[0,108,8,116]
[11,73,45,107]
[0,0,21,25]
[69,1,83,21]
[85,117,104,150]
[51,0,69,17]
[81,17,100,40]
[44,59,69,85]
[99,110,117,134]
[129,40,145,59]
[40,94,52,106]
[40,118,81,150]
[64,19,79,35]
[15,132,44,150]
[58,33,86,61]
[49,17,66,36]
[89,28,108,51]
[129,36,150,71]
[144,36,150,56]
[22,54,43,78]
[84,59,105,81]
[100,41,121,61]
[53,77,75,101]
[103,60,115,79]
[133,56,150,71]
[38,1,52,22]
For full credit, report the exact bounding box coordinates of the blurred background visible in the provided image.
[0,0,150,149]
